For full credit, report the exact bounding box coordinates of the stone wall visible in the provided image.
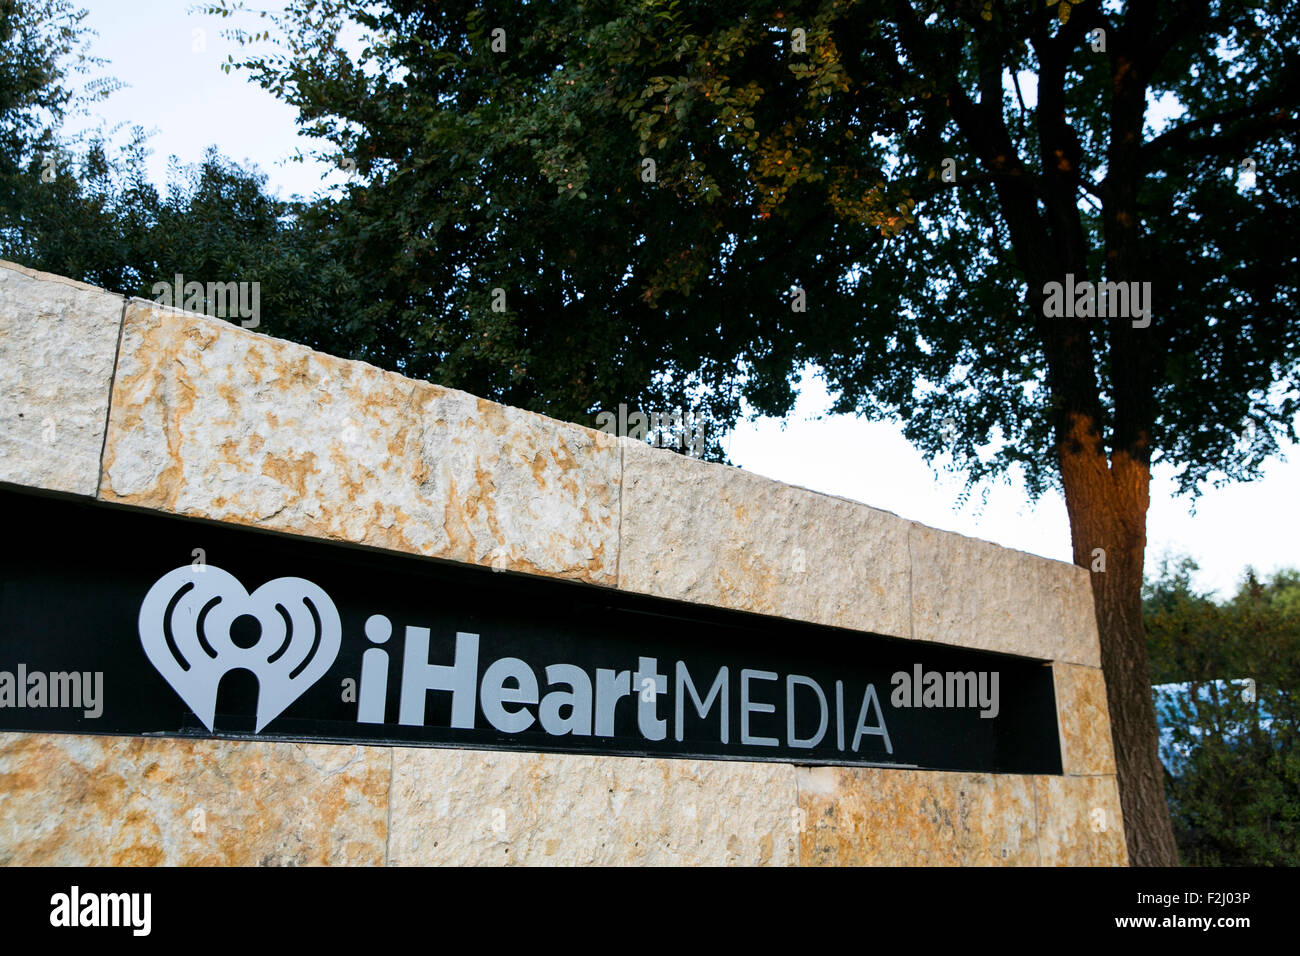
[0,259,1127,865]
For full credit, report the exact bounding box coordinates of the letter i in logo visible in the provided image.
[357,614,391,723]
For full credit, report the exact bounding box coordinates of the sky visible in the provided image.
[59,1,1299,597]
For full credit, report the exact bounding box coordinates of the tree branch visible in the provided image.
[1143,81,1300,165]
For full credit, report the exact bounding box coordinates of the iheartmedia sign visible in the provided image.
[142,563,894,754]
[0,490,1063,774]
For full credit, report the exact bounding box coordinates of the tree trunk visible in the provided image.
[1059,417,1179,866]
[936,0,1179,865]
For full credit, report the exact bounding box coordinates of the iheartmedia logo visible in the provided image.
[138,566,896,753]
[139,565,340,731]
[50,886,151,936]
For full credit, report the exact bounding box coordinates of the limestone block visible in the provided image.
[0,733,389,865]
[619,442,912,637]
[1061,564,1103,667]
[910,522,1098,664]
[99,301,620,583]
[0,261,123,496]
[1054,664,1117,775]
[796,766,1039,865]
[387,747,800,866]
[1033,774,1128,866]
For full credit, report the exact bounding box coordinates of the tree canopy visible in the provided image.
[208,0,1297,491]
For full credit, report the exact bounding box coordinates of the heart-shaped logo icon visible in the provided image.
[139,565,341,732]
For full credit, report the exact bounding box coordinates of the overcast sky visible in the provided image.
[60,1,1299,597]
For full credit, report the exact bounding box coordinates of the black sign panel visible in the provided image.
[0,487,1062,773]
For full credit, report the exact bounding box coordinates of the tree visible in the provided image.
[1,2,368,344]
[208,0,1300,864]
[1,127,364,344]
[0,2,364,352]
[0,0,117,253]
[1145,561,1300,865]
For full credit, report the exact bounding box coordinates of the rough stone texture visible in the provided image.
[910,522,1096,664]
[0,729,1127,865]
[387,747,800,866]
[0,260,123,496]
[1034,774,1128,866]
[619,442,912,637]
[0,733,389,865]
[1061,565,1103,667]
[796,766,1041,866]
[98,301,620,583]
[1055,664,1117,776]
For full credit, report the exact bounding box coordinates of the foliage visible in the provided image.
[1,128,362,346]
[203,0,1298,486]
[1145,561,1300,865]
[0,0,112,166]
[0,2,361,351]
